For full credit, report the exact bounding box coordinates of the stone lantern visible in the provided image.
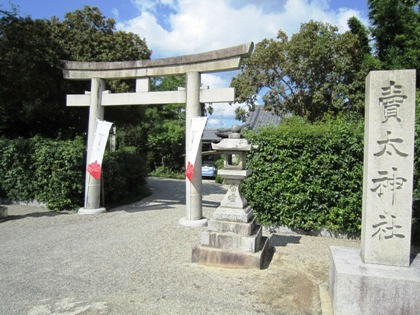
[192,125,268,269]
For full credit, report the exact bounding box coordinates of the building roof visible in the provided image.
[246,105,282,130]
[202,129,222,143]
[202,105,282,143]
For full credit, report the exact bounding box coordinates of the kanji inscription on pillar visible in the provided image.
[361,70,416,267]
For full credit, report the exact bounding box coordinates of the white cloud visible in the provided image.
[129,0,159,13]
[207,118,223,126]
[336,8,365,32]
[210,103,237,117]
[206,111,241,128]
[120,0,258,56]
[111,8,120,19]
[122,11,168,44]
[119,0,366,58]
[201,74,227,89]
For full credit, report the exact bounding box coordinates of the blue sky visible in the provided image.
[3,0,370,128]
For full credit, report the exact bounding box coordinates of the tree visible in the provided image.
[142,75,217,172]
[347,17,382,112]
[231,21,366,122]
[0,11,65,137]
[50,6,152,129]
[368,0,420,75]
[119,75,187,172]
[146,76,186,171]
[50,6,150,63]
[347,16,371,56]
[0,6,151,138]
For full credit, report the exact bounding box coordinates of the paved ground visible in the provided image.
[0,177,361,315]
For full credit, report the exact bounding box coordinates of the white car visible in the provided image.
[201,161,217,178]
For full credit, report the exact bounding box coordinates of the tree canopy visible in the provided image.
[231,21,367,122]
[50,6,151,63]
[0,12,64,137]
[368,0,419,85]
[347,16,371,57]
[232,1,419,121]
[0,6,151,138]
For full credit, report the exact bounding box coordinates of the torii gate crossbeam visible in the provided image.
[60,42,253,227]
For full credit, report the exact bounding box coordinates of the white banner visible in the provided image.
[87,119,113,179]
[186,117,207,181]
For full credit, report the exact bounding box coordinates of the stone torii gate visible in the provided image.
[60,42,253,227]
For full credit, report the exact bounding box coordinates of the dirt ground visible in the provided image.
[0,178,390,315]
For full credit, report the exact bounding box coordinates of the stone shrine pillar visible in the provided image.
[192,126,268,268]
[79,78,107,214]
[361,70,416,266]
[329,70,420,314]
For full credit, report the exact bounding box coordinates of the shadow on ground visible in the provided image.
[109,177,226,213]
[269,234,302,247]
[261,234,302,269]
[0,205,70,223]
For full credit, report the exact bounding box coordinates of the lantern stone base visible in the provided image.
[329,246,420,315]
[212,205,254,223]
[201,224,263,252]
[193,213,269,269]
[192,236,269,269]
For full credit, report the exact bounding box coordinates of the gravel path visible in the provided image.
[0,177,360,315]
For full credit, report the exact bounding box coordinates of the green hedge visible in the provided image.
[33,136,86,210]
[244,110,420,239]
[242,117,365,235]
[0,136,148,210]
[0,137,37,201]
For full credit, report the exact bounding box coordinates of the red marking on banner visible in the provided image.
[185,161,194,181]
[87,160,102,179]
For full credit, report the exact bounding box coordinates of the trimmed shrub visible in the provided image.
[0,137,36,201]
[0,136,148,211]
[242,117,364,235]
[33,136,85,210]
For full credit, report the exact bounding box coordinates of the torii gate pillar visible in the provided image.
[79,78,107,214]
[180,72,207,226]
